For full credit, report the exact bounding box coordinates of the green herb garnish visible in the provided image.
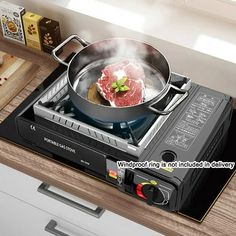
[112,76,130,93]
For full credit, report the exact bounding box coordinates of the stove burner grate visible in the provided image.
[39,94,156,146]
[33,72,191,157]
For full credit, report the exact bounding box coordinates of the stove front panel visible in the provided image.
[16,117,107,176]
[16,114,179,211]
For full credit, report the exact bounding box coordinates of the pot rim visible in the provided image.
[67,37,171,109]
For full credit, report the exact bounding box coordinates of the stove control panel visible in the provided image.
[106,159,177,211]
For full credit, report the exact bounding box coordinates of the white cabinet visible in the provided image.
[0,191,96,236]
[0,163,163,236]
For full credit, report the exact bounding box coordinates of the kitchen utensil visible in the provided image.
[53,35,190,122]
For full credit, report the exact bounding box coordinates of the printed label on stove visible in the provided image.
[165,92,220,151]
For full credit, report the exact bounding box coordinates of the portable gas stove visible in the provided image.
[1,57,233,214]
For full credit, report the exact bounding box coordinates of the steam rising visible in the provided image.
[73,38,167,102]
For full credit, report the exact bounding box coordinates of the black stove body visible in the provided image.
[13,64,233,212]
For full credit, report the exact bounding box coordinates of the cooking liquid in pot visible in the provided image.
[73,58,166,105]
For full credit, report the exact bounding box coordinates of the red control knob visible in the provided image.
[136,182,164,205]
[136,183,147,200]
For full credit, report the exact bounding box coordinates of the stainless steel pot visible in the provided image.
[52,35,189,122]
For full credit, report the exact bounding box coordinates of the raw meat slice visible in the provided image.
[96,60,145,107]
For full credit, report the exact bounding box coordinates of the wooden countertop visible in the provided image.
[0,37,236,236]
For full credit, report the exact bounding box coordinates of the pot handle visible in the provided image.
[148,84,189,115]
[52,34,90,67]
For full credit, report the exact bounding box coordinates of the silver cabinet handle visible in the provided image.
[45,220,70,236]
[38,183,105,218]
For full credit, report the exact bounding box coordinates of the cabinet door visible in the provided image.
[0,164,163,236]
[0,191,97,236]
